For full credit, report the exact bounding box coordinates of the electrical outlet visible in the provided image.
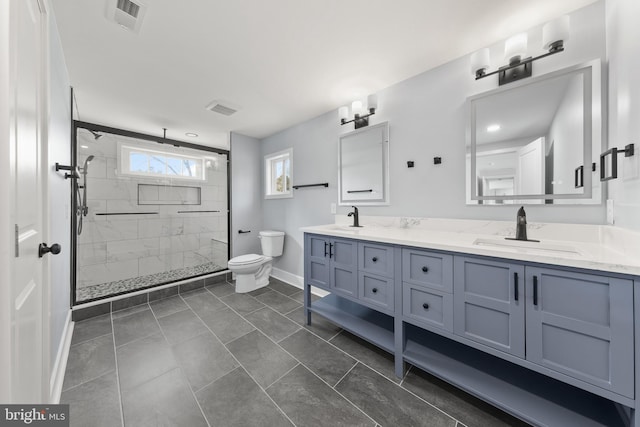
[330,203,336,214]
[606,199,614,225]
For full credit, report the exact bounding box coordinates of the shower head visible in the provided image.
[82,155,95,173]
[89,130,102,140]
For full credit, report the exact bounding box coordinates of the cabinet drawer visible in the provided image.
[402,248,453,292]
[358,272,394,313]
[359,242,394,278]
[402,283,452,332]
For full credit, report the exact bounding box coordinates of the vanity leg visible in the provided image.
[394,317,405,378]
[304,283,312,325]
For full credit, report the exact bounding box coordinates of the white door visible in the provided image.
[8,0,48,403]
[516,137,545,204]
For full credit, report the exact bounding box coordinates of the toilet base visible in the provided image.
[234,262,272,293]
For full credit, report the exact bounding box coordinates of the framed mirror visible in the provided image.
[466,60,604,205]
[338,121,390,206]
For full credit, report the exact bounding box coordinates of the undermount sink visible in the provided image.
[328,225,364,233]
[473,238,583,256]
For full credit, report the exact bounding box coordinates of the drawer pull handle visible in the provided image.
[372,288,378,293]
[422,266,429,273]
[533,275,538,306]
[422,303,429,310]
[514,272,519,301]
[372,256,378,262]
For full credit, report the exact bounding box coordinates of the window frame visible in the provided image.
[264,148,293,199]
[118,141,207,181]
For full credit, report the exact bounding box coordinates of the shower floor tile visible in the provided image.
[76,262,225,302]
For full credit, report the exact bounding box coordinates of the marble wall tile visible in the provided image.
[183,251,210,268]
[168,234,200,252]
[79,154,107,179]
[77,259,139,288]
[107,238,161,262]
[139,254,184,276]
[138,218,184,238]
[77,242,107,266]
[87,177,138,201]
[183,217,219,234]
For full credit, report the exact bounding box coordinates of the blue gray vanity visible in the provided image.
[302,218,640,427]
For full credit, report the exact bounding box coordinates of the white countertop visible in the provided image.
[300,216,640,277]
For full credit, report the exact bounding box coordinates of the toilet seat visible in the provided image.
[228,254,265,266]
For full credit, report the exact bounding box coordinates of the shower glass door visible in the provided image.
[73,124,229,303]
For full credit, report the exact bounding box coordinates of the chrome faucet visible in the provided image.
[347,206,361,227]
[515,206,528,241]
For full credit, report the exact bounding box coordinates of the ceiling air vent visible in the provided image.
[106,0,147,34]
[206,100,240,116]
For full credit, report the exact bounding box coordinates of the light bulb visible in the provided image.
[504,33,528,65]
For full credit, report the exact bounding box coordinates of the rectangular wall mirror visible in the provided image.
[466,59,604,205]
[338,121,390,206]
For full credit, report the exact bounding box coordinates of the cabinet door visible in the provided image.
[305,234,330,290]
[330,238,358,297]
[525,267,634,398]
[453,257,525,358]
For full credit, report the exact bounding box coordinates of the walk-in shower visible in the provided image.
[72,124,230,304]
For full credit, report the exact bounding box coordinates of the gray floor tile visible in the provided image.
[61,372,122,427]
[110,303,150,320]
[196,368,292,427]
[206,282,235,298]
[198,307,255,344]
[286,306,342,341]
[183,291,226,316]
[71,314,112,346]
[63,334,115,391]
[267,278,300,296]
[220,292,265,314]
[157,308,208,345]
[121,368,208,427]
[267,364,374,427]
[149,295,188,318]
[225,330,298,388]
[289,290,321,305]
[179,286,209,297]
[248,286,272,297]
[112,308,160,347]
[172,332,239,392]
[255,290,301,314]
[403,366,530,427]
[336,363,456,427]
[116,333,177,390]
[279,329,357,386]
[244,307,301,342]
[330,330,399,383]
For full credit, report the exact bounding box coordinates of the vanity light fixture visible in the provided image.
[339,94,378,129]
[471,15,570,86]
[185,132,198,137]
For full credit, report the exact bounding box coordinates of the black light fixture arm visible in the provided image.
[475,46,564,81]
[341,108,376,129]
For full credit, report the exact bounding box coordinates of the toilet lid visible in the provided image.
[228,254,265,266]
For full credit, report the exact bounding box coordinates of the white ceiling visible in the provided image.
[51,0,598,147]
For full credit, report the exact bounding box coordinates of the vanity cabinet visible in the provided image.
[305,235,357,297]
[453,257,525,357]
[525,267,634,398]
[303,232,638,427]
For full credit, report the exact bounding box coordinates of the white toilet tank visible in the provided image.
[259,230,285,256]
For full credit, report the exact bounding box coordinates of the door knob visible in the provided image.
[39,243,61,258]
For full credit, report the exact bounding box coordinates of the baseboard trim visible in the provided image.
[271,267,328,297]
[50,310,73,403]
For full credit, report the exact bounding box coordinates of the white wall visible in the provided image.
[47,8,71,373]
[606,0,640,230]
[230,132,263,257]
[261,1,607,279]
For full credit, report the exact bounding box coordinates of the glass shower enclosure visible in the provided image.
[72,123,230,304]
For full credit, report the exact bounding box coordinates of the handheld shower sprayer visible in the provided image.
[76,155,94,235]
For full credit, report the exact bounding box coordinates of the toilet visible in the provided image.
[227,230,285,293]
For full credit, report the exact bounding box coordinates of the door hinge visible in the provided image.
[14,224,19,257]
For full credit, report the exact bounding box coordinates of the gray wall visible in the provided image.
[48,9,71,375]
[261,1,607,279]
[606,0,640,230]
[230,132,263,257]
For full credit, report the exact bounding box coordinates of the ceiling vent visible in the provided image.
[106,0,147,34]
[205,100,240,116]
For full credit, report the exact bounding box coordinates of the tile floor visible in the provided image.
[61,278,529,427]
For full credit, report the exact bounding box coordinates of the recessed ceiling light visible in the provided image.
[185,132,198,137]
[487,124,501,132]
[80,145,89,149]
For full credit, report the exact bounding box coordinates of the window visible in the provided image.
[120,144,206,181]
[265,148,293,199]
